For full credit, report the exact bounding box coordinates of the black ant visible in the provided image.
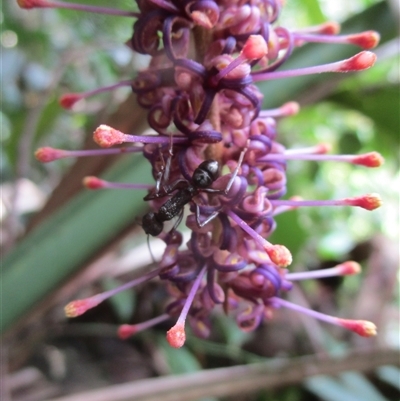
[142,150,246,237]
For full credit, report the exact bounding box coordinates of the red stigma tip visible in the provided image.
[348,31,380,49]
[64,295,103,317]
[64,300,90,318]
[93,125,126,148]
[354,152,384,167]
[83,176,105,189]
[242,35,268,60]
[59,93,81,109]
[35,147,65,163]
[289,195,303,202]
[118,324,137,340]
[266,245,292,268]
[17,0,46,9]
[281,101,300,115]
[351,194,382,210]
[339,261,361,275]
[339,51,377,72]
[166,323,186,348]
[316,143,331,154]
[339,319,377,337]
[320,21,340,35]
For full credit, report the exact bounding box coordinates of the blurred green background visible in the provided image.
[1,1,399,400]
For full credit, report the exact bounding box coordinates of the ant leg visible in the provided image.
[159,131,174,193]
[145,135,177,200]
[144,178,188,201]
[195,203,219,227]
[147,235,156,264]
[151,146,167,197]
[201,144,248,197]
[171,208,185,232]
[223,145,248,195]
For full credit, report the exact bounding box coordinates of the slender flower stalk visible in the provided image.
[64,268,161,317]
[60,80,134,109]
[83,177,154,191]
[25,0,383,347]
[285,261,361,281]
[118,314,171,339]
[35,145,143,163]
[271,297,377,337]
[17,0,139,17]
[252,51,377,82]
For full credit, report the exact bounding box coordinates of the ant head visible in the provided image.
[193,160,219,188]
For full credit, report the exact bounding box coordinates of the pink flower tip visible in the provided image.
[353,152,384,167]
[166,323,186,348]
[320,21,341,35]
[316,143,332,154]
[349,193,382,210]
[118,324,138,340]
[59,93,82,109]
[348,31,380,49]
[83,176,106,189]
[242,35,268,60]
[338,261,361,275]
[339,51,377,72]
[289,195,303,202]
[64,298,100,318]
[190,10,218,29]
[35,147,65,162]
[17,0,46,9]
[281,101,300,116]
[339,319,377,337]
[93,125,126,148]
[265,244,292,268]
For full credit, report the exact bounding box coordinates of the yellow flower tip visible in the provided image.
[266,244,292,268]
[340,319,377,337]
[83,176,105,189]
[118,324,138,340]
[93,125,126,148]
[35,147,64,163]
[338,261,361,275]
[348,30,380,49]
[354,152,384,168]
[166,323,186,348]
[64,300,86,318]
[64,297,100,318]
[360,193,383,210]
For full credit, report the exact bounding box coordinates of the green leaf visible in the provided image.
[300,0,325,24]
[328,84,400,146]
[376,366,400,390]
[305,376,365,401]
[340,371,387,401]
[1,154,152,334]
[157,335,202,374]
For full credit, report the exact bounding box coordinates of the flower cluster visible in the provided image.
[23,0,383,347]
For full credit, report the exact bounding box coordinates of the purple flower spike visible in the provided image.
[26,0,383,347]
